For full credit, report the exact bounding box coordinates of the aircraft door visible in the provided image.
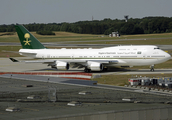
[71,54,75,59]
[143,53,146,59]
[47,54,50,58]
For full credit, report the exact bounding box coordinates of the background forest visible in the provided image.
[0,17,172,35]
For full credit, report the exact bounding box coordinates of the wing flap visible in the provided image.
[9,58,121,68]
[19,52,37,56]
[87,60,119,64]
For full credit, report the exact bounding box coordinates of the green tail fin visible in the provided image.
[15,24,45,49]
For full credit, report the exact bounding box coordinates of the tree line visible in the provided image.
[0,17,172,35]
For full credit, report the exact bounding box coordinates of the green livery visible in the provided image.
[15,25,46,49]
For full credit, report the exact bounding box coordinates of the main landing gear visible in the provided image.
[150,65,154,72]
[84,68,91,73]
[84,67,108,73]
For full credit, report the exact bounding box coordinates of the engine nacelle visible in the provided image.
[56,61,69,70]
[87,62,103,71]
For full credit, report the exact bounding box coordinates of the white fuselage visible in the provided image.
[19,45,171,67]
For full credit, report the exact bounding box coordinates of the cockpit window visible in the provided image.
[154,47,160,49]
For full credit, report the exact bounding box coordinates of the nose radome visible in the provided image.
[166,52,171,60]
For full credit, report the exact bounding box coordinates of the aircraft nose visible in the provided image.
[165,52,171,60]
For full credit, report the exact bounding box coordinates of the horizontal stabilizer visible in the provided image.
[2,50,19,53]
[9,58,19,62]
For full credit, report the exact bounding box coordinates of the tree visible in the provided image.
[132,25,144,34]
[119,22,135,35]
[36,31,55,35]
[60,23,70,31]
[1,16,172,35]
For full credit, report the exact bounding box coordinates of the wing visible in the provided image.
[2,50,37,55]
[2,50,19,53]
[9,58,120,64]
[70,60,119,69]
[19,52,37,56]
[9,58,123,70]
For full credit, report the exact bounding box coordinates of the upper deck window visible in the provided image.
[119,49,126,50]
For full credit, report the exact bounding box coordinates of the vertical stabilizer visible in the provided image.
[15,25,45,49]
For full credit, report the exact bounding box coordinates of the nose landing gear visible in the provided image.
[150,65,154,71]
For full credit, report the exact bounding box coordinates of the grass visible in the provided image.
[93,59,172,86]
[0,32,99,43]
[0,46,22,57]
[1,31,172,44]
[122,33,172,39]
[93,74,172,86]
[131,59,172,69]
[77,38,172,45]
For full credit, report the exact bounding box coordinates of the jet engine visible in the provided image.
[87,62,103,71]
[55,61,69,70]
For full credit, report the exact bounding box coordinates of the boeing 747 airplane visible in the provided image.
[10,25,171,72]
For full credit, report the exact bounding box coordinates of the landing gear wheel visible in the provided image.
[88,69,91,73]
[84,68,91,73]
[103,67,108,71]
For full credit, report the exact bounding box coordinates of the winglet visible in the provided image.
[9,58,19,62]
